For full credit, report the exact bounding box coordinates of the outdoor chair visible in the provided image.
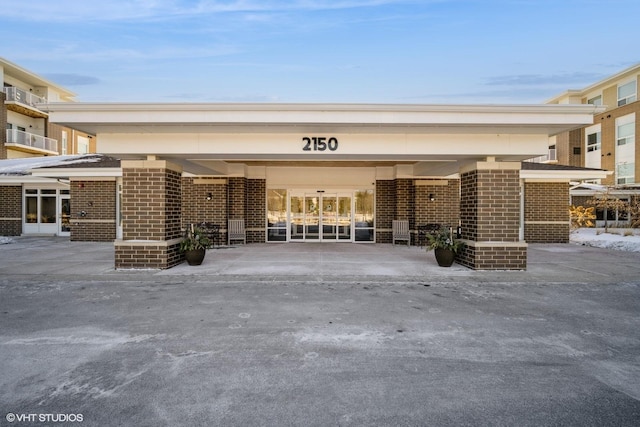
[392,220,410,246]
[228,219,246,245]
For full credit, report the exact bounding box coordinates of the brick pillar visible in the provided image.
[458,161,527,270]
[375,180,395,243]
[246,179,266,243]
[115,160,183,269]
[524,181,570,243]
[0,185,22,235]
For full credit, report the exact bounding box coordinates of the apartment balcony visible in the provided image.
[527,149,557,164]
[5,129,58,155]
[3,87,48,118]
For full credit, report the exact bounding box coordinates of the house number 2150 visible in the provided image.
[302,137,339,151]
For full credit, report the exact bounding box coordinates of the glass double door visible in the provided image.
[291,193,352,241]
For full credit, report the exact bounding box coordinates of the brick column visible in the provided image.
[457,161,527,270]
[375,180,395,243]
[0,185,22,235]
[115,160,183,269]
[524,181,570,243]
[246,179,266,243]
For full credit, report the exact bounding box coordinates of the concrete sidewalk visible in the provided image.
[1,237,639,283]
[1,238,640,425]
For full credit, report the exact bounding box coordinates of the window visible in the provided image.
[587,131,601,152]
[618,80,637,106]
[77,136,89,154]
[587,95,602,106]
[267,189,287,241]
[573,147,581,155]
[354,190,374,242]
[616,163,635,184]
[61,131,68,155]
[617,122,635,146]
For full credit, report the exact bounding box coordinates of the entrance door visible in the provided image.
[289,193,352,242]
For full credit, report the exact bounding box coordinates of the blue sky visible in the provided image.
[1,0,638,103]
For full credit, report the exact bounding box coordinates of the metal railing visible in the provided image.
[5,129,58,153]
[527,149,557,163]
[3,86,47,107]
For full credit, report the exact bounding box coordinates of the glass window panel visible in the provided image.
[587,95,602,105]
[619,81,636,98]
[355,190,374,242]
[290,196,304,240]
[41,197,56,223]
[267,189,287,242]
[61,198,71,232]
[338,196,352,240]
[26,197,38,223]
[25,189,37,194]
[41,189,56,195]
[267,189,287,227]
[618,122,634,138]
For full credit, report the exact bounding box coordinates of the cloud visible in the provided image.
[484,71,607,87]
[0,0,427,22]
[43,73,101,86]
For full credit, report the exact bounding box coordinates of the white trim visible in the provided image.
[114,237,183,247]
[460,240,528,248]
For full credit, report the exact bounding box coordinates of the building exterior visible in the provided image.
[0,57,97,237]
[0,58,614,270]
[545,63,639,186]
[1,57,96,159]
[544,64,640,227]
[5,102,600,271]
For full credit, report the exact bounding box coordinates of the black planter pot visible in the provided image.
[184,249,206,266]
[434,248,455,267]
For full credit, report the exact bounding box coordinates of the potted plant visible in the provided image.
[425,226,464,267]
[180,224,211,266]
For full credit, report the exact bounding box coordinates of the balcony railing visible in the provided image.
[5,129,58,153]
[527,149,557,164]
[4,86,47,107]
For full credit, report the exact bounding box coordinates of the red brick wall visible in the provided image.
[117,163,183,269]
[460,168,520,242]
[180,177,265,243]
[459,165,526,270]
[414,180,460,229]
[246,179,265,243]
[69,180,116,241]
[0,185,22,235]
[456,245,527,270]
[122,168,182,241]
[375,180,395,243]
[524,182,570,243]
[181,177,228,226]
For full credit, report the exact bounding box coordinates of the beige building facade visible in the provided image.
[24,102,605,270]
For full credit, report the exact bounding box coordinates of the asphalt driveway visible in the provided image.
[1,239,639,426]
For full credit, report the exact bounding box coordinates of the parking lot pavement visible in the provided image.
[1,238,640,425]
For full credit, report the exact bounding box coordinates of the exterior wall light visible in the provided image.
[206,192,213,201]
[429,193,435,201]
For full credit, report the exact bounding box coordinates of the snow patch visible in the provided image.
[0,154,103,175]
[0,236,13,245]
[570,228,640,252]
